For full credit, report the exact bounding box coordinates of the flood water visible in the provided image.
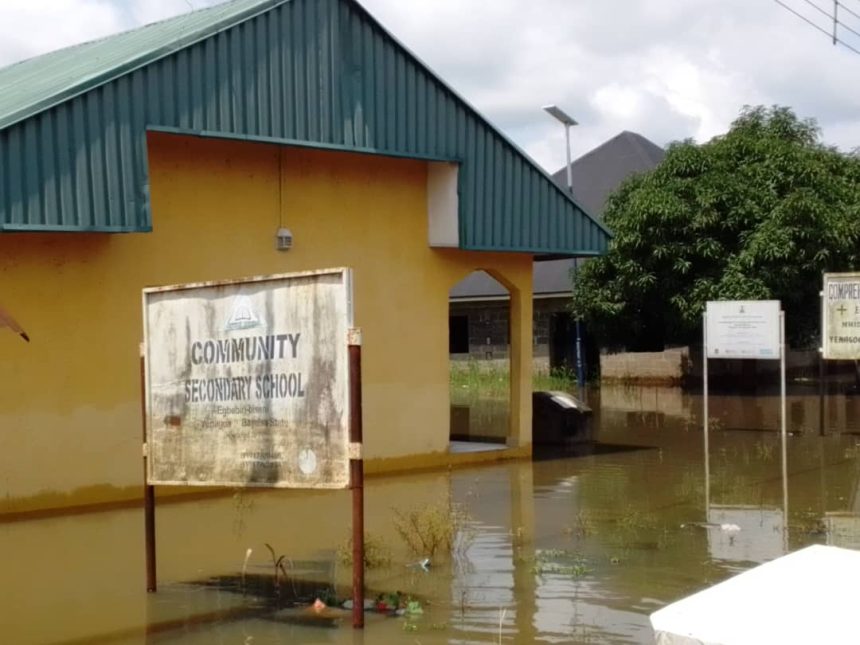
[4,384,860,644]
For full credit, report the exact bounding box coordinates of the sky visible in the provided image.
[1,0,859,173]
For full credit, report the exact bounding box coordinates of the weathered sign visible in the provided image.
[822,272,860,360]
[705,300,781,360]
[142,268,353,489]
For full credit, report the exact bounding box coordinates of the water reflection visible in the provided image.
[703,393,789,566]
[706,506,785,567]
[4,385,860,643]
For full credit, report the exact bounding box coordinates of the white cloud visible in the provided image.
[1,0,859,172]
[362,0,860,169]
[0,0,122,65]
[128,0,219,26]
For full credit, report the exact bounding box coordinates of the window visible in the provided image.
[449,315,469,354]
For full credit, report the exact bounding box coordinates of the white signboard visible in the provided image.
[823,272,860,360]
[706,300,781,360]
[142,268,353,489]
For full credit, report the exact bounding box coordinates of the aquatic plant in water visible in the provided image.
[530,549,590,577]
[574,509,596,538]
[264,543,291,597]
[391,497,473,558]
[336,531,392,569]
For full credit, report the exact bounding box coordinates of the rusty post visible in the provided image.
[140,351,157,592]
[348,331,364,629]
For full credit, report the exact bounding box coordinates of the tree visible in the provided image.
[572,105,860,351]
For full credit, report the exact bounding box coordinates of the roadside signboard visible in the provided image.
[822,272,860,360]
[705,300,781,360]
[702,299,787,555]
[142,268,353,489]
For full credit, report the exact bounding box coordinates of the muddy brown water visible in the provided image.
[4,384,860,644]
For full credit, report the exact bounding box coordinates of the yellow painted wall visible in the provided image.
[0,133,532,514]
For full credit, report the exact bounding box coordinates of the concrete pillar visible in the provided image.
[508,279,533,448]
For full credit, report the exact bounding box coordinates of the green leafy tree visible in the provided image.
[572,105,860,350]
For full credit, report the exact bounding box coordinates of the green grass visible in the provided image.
[449,360,577,394]
[535,367,578,391]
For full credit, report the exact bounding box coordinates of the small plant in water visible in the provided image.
[574,509,596,538]
[530,549,590,577]
[533,366,578,390]
[336,532,392,569]
[405,599,424,616]
[392,496,472,558]
[755,440,776,461]
[264,543,290,597]
[617,506,657,535]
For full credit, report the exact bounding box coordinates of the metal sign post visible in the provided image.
[140,349,157,592]
[702,312,710,513]
[819,285,826,436]
[780,311,788,553]
[348,329,364,629]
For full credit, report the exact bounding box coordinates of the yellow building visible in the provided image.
[0,0,608,515]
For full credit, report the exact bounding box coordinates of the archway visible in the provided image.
[448,270,511,450]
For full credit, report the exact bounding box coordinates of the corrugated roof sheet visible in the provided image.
[0,0,610,256]
[0,0,284,131]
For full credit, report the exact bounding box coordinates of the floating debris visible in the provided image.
[681,522,742,532]
[408,558,431,571]
[341,598,376,610]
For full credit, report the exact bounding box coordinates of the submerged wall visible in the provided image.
[0,133,533,513]
[600,348,690,385]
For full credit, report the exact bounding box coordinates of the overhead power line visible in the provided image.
[839,1,860,22]
[774,0,860,54]
[800,0,860,38]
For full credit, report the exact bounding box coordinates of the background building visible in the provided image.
[450,131,664,371]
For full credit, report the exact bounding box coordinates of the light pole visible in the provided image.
[542,104,586,396]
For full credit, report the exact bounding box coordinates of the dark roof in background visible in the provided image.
[450,130,664,300]
[552,130,665,219]
[449,263,578,300]
[0,0,609,257]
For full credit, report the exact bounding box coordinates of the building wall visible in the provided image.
[0,133,533,513]
[450,300,511,359]
[450,296,569,372]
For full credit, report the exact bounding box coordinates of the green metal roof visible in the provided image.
[0,0,609,255]
[0,0,283,131]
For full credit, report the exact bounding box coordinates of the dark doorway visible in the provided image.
[449,315,469,354]
[549,312,575,371]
